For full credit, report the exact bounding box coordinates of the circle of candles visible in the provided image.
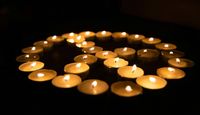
[18,61,44,72]
[33,40,53,49]
[112,32,129,42]
[161,50,185,62]
[137,49,160,62]
[52,74,82,88]
[28,69,57,82]
[22,46,43,54]
[47,35,65,43]
[127,34,145,44]
[16,54,40,62]
[111,81,143,97]
[82,46,103,54]
[74,54,97,65]
[114,47,136,60]
[62,32,78,39]
[96,30,112,42]
[136,75,167,89]
[168,58,194,68]
[104,57,128,68]
[155,43,177,50]
[77,79,109,95]
[95,51,117,60]
[64,62,89,74]
[117,64,144,79]
[157,67,186,79]
[79,31,95,40]
[76,41,95,48]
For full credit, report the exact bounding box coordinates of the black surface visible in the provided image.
[2,1,200,115]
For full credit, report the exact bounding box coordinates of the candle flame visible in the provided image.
[83,55,88,59]
[64,75,70,81]
[176,58,181,63]
[103,51,109,56]
[123,47,128,51]
[131,64,137,72]
[85,31,90,35]
[168,67,175,72]
[44,41,48,44]
[125,85,133,92]
[149,37,154,41]
[30,62,37,67]
[37,73,45,78]
[121,32,127,36]
[114,57,120,63]
[52,35,57,40]
[76,63,81,68]
[68,39,75,43]
[77,35,82,40]
[89,47,95,51]
[31,47,36,51]
[164,44,169,48]
[149,76,156,83]
[25,54,30,58]
[69,32,75,36]
[91,80,97,88]
[135,34,139,38]
[101,31,106,35]
[169,51,174,54]
[76,44,82,47]
[82,41,87,45]
[143,49,147,53]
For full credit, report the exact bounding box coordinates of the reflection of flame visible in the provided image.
[149,77,156,83]
[91,80,97,88]
[125,85,133,92]
[101,31,106,35]
[121,32,127,36]
[69,32,75,36]
[131,64,137,72]
[82,41,87,45]
[25,54,30,58]
[83,55,88,59]
[76,63,81,68]
[31,62,37,67]
[123,47,128,51]
[168,67,175,72]
[143,49,147,53]
[44,41,48,44]
[149,37,154,41]
[85,31,90,35]
[169,51,173,54]
[114,57,120,63]
[52,35,57,40]
[103,51,109,56]
[176,58,181,63]
[31,47,36,51]
[164,44,169,48]
[135,34,139,38]
[64,75,70,81]
[37,73,44,78]
[89,47,95,51]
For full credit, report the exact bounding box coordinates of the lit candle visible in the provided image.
[18,61,44,72]
[33,40,53,49]
[168,58,194,68]
[95,51,117,60]
[16,54,40,62]
[136,75,167,89]
[96,30,112,41]
[82,46,103,54]
[75,41,95,48]
[112,32,129,42]
[52,74,82,88]
[137,49,160,62]
[111,81,143,97]
[104,57,128,68]
[74,54,97,65]
[28,69,57,82]
[73,35,85,43]
[127,34,145,44]
[22,46,43,54]
[157,67,186,79]
[64,62,89,76]
[79,31,96,40]
[161,50,185,62]
[155,43,177,50]
[47,35,65,43]
[142,37,161,47]
[117,64,144,79]
[77,79,109,95]
[114,47,136,60]
[62,32,78,39]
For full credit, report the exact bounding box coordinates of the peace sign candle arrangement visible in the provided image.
[16,30,194,98]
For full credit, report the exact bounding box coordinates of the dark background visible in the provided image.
[2,0,200,114]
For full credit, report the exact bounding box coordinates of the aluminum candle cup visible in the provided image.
[111,81,143,97]
[75,41,95,48]
[74,54,97,65]
[127,34,145,45]
[82,46,103,54]
[18,61,44,72]
[114,47,136,60]
[79,31,96,41]
[33,40,53,50]
[62,32,78,39]
[112,32,129,42]
[161,50,185,62]
[157,67,186,79]
[96,30,112,42]
[16,54,40,62]
[142,37,161,48]
[168,58,194,68]
[137,49,160,62]
[155,43,177,51]
[47,35,65,44]
[22,46,43,54]
[95,51,117,61]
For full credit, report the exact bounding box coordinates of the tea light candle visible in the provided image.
[161,50,185,62]
[112,32,129,42]
[62,32,78,39]
[114,47,136,60]
[22,46,43,54]
[111,81,143,97]
[155,43,177,50]
[74,54,97,65]
[127,34,145,44]
[18,61,44,72]
[28,69,57,82]
[142,37,161,47]
[52,74,82,88]
[77,79,109,95]
[76,41,95,48]
[64,62,89,74]
[96,30,112,41]
[157,67,186,79]
[136,75,167,89]
[47,35,65,43]
[79,31,95,40]
[137,49,160,62]
[168,58,194,68]
[95,51,117,60]
[104,57,128,68]
[117,64,144,79]
[16,54,40,62]
[82,46,103,54]
[73,35,86,43]
[33,40,53,49]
